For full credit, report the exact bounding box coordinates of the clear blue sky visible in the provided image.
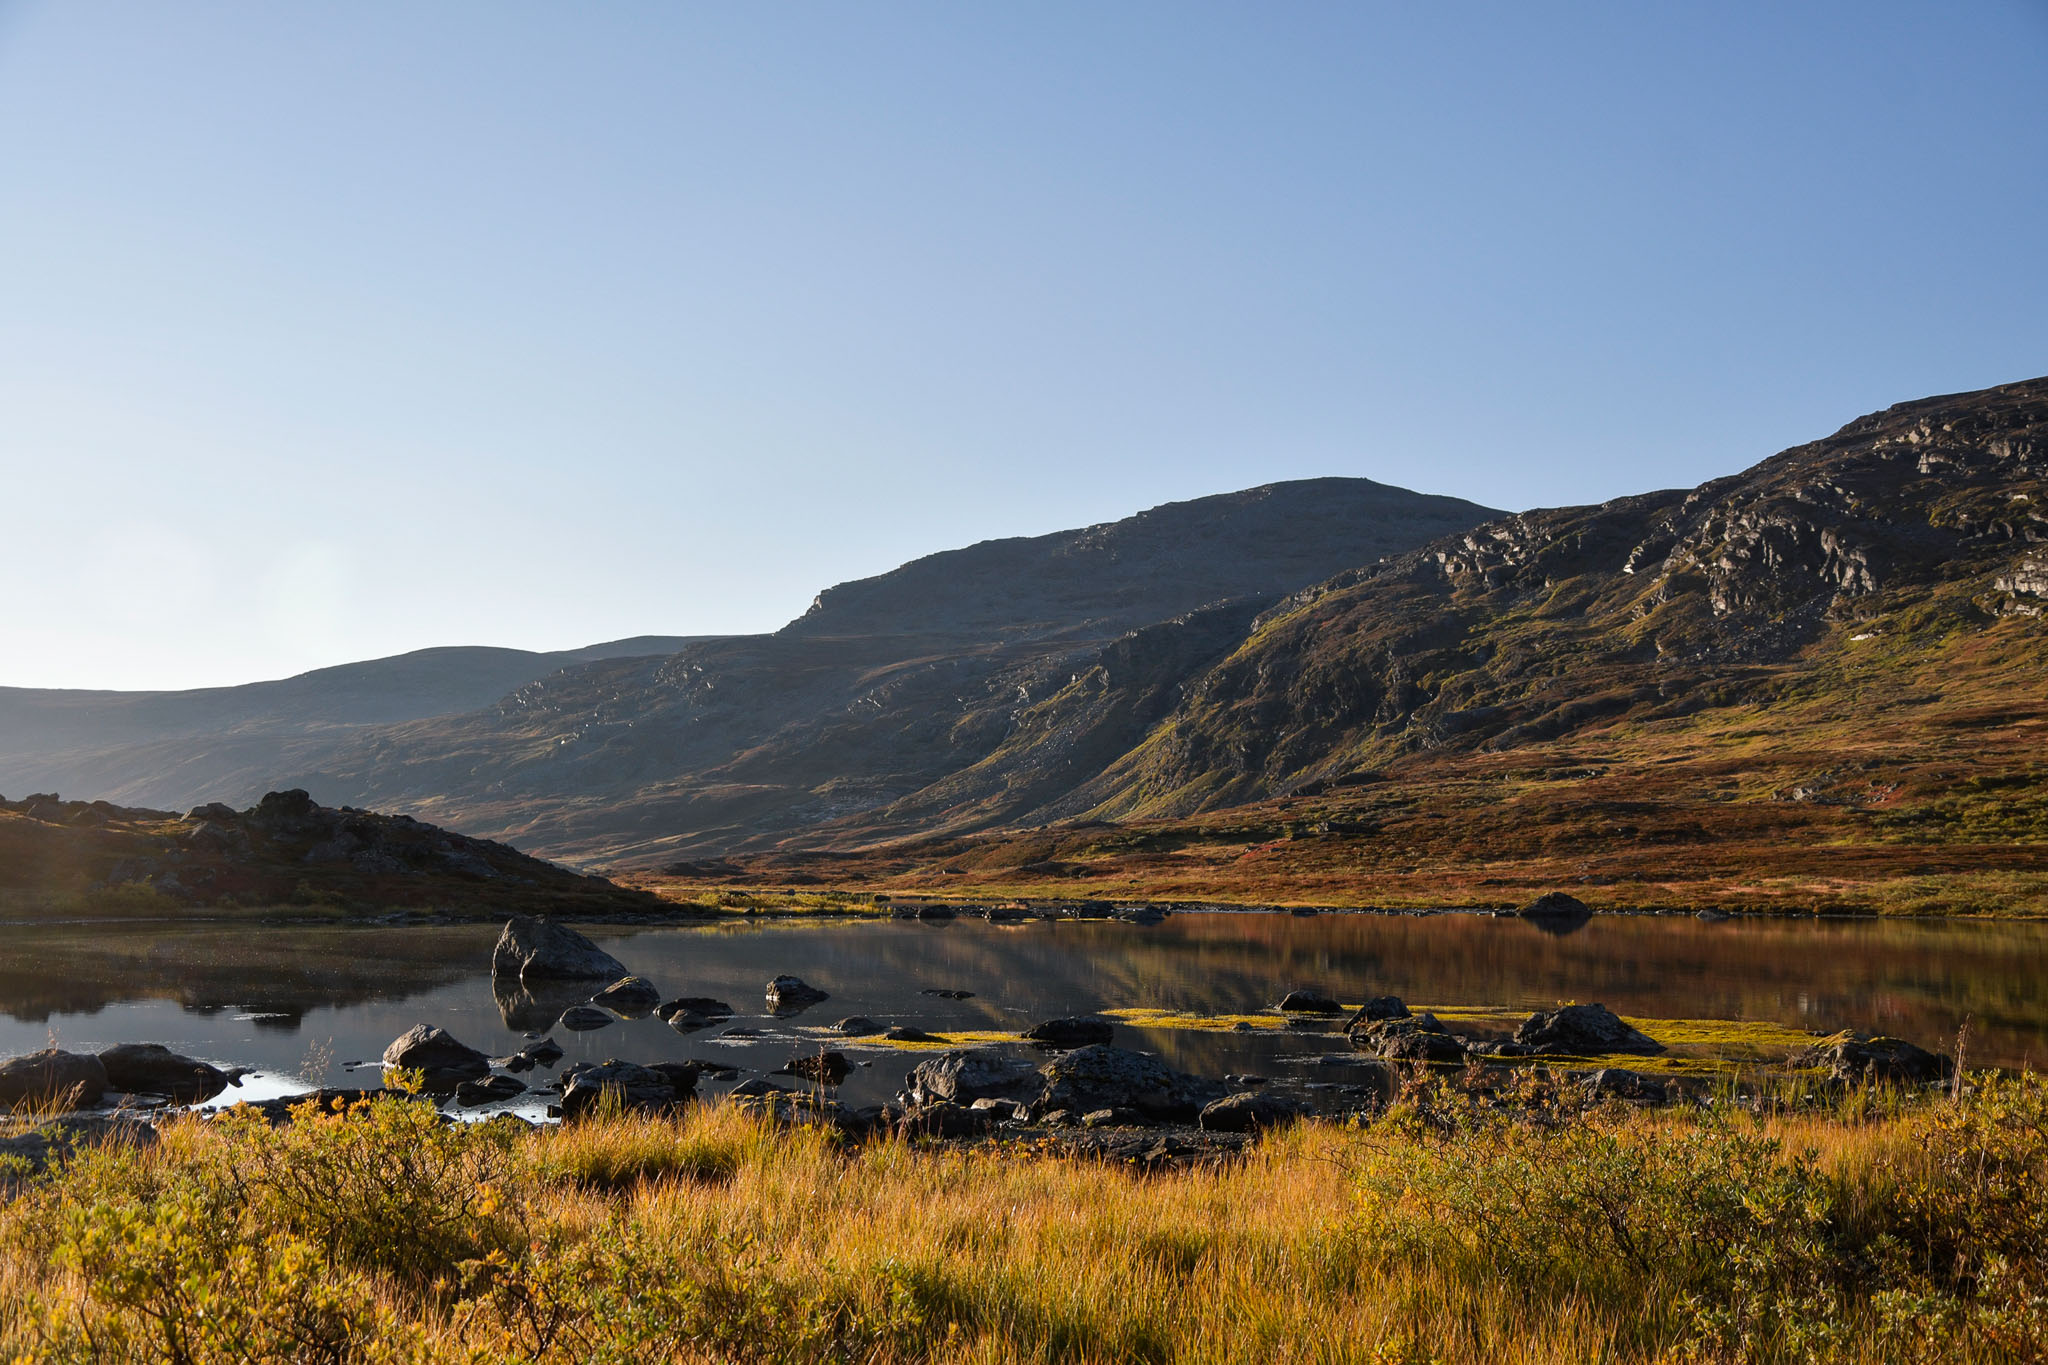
[3,3,2044,690]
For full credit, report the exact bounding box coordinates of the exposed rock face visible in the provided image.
[590,977,661,1016]
[1790,1031,1952,1084]
[765,976,829,1012]
[1198,1091,1307,1133]
[902,1049,1041,1107]
[1276,990,1345,1015]
[97,1043,228,1103]
[1349,1013,1466,1064]
[380,1026,491,1092]
[0,1049,109,1108]
[559,1059,695,1120]
[492,917,630,985]
[1514,1004,1665,1056]
[1022,1017,1115,1049]
[1032,1045,1228,1123]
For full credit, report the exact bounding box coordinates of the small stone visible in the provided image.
[557,1006,613,1032]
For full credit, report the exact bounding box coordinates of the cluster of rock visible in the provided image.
[1334,996,1667,1069]
[0,1043,231,1109]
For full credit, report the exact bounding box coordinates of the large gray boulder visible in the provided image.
[902,1049,1041,1107]
[1198,1091,1308,1133]
[1790,1031,1951,1084]
[591,977,661,1016]
[492,916,630,985]
[0,1049,109,1108]
[1033,1045,1226,1122]
[98,1044,228,1103]
[765,975,829,1012]
[381,1026,491,1092]
[559,1059,694,1120]
[1514,1004,1664,1056]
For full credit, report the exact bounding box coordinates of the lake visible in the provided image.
[4,910,2044,1116]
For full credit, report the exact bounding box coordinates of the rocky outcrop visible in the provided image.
[902,1049,1041,1107]
[97,1043,228,1103]
[1514,1004,1664,1056]
[1349,1013,1467,1064]
[380,1026,491,1092]
[492,917,630,984]
[0,1049,108,1108]
[1032,1045,1227,1123]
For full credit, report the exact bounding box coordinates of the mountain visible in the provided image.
[0,479,1502,858]
[0,637,707,812]
[636,376,2048,914]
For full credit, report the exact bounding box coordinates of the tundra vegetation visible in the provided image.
[0,1071,2042,1364]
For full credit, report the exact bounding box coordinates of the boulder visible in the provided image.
[896,1102,999,1140]
[97,1043,228,1103]
[1518,891,1593,921]
[645,1062,702,1096]
[1350,1013,1467,1065]
[920,988,975,1000]
[657,997,736,1021]
[1514,1004,1664,1056]
[883,1026,947,1043]
[380,1026,491,1092]
[833,1017,885,1036]
[559,1059,692,1120]
[779,1051,852,1086]
[902,1048,1040,1107]
[1199,1091,1308,1133]
[1343,998,1412,1037]
[1581,1068,1669,1104]
[1277,989,1345,1015]
[525,1037,564,1066]
[0,1050,108,1108]
[491,916,630,984]
[1022,1017,1114,1049]
[557,1006,613,1032]
[1081,1107,1148,1129]
[1790,1031,1951,1084]
[591,977,661,1016]
[666,1010,715,1034]
[455,1075,527,1107]
[1033,1045,1227,1123]
[765,976,829,1012]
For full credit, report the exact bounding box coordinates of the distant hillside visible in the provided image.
[0,788,657,916]
[0,637,706,811]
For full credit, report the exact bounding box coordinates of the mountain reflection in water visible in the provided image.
[0,913,2042,1110]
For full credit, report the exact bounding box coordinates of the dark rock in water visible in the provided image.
[1515,1004,1664,1056]
[492,1052,536,1075]
[492,916,630,984]
[1350,1013,1466,1065]
[1518,892,1594,934]
[591,976,661,1016]
[1034,1045,1227,1123]
[765,975,829,1012]
[525,1037,564,1066]
[645,1062,702,1096]
[1081,1107,1148,1129]
[666,1010,715,1034]
[559,1059,691,1119]
[1277,989,1345,1014]
[730,1077,790,1099]
[1695,908,1733,922]
[779,1051,852,1086]
[1790,1031,1951,1084]
[1344,997,1412,1030]
[1199,1091,1308,1133]
[1581,1068,1668,1104]
[915,904,956,921]
[456,1074,527,1107]
[883,1026,946,1043]
[0,1115,157,1182]
[97,1043,228,1103]
[557,1006,613,1032]
[0,1049,108,1109]
[694,1060,740,1079]
[380,1026,490,1092]
[833,1017,885,1036]
[658,997,736,1021]
[921,988,975,1000]
[1022,1017,1114,1049]
[902,1049,1040,1107]
[1117,906,1168,925]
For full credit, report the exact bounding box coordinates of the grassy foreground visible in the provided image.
[1,1077,2044,1364]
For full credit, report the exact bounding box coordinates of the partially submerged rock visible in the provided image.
[557,1006,613,1032]
[765,975,829,1013]
[0,1049,108,1109]
[1350,1013,1467,1065]
[559,1059,695,1120]
[902,1049,1040,1107]
[1518,891,1593,922]
[1514,1004,1664,1056]
[658,997,736,1021]
[97,1043,229,1103]
[1022,1017,1114,1049]
[381,1026,491,1092]
[780,1051,852,1086]
[456,1074,527,1107]
[1790,1031,1951,1084]
[492,916,631,984]
[1277,989,1345,1015]
[591,977,661,1016]
[1344,997,1412,1031]
[833,1016,885,1036]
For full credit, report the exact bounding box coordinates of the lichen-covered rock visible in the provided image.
[380,1026,491,1092]
[492,916,630,984]
[1790,1031,1951,1084]
[97,1043,228,1103]
[902,1049,1040,1107]
[1514,1004,1664,1056]
[0,1050,108,1109]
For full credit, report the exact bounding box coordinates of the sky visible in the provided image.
[2,3,2045,691]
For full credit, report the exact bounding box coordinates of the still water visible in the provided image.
[3,911,2044,1113]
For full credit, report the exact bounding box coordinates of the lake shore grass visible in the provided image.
[2,1076,2043,1363]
